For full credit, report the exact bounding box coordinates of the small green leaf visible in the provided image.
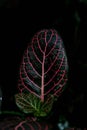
[15,93,54,117]
[15,93,41,114]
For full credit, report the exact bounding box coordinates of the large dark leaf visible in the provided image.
[18,29,68,102]
[0,116,52,130]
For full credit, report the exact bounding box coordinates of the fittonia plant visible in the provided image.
[15,29,68,117]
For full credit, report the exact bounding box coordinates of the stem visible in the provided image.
[0,111,25,118]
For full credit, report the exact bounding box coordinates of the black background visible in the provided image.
[0,0,87,128]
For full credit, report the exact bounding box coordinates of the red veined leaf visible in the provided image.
[0,116,53,130]
[18,29,68,102]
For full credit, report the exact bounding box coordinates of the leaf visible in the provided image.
[15,93,41,114]
[15,93,54,117]
[0,116,52,130]
[18,29,68,102]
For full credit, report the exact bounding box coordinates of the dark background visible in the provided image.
[0,0,87,128]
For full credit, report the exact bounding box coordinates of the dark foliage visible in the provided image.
[0,0,87,129]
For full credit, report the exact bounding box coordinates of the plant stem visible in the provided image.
[0,111,25,118]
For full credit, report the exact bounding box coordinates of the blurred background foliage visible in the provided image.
[0,0,87,129]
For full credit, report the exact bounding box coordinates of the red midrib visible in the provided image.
[41,53,45,102]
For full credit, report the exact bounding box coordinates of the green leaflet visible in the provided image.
[15,93,54,117]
